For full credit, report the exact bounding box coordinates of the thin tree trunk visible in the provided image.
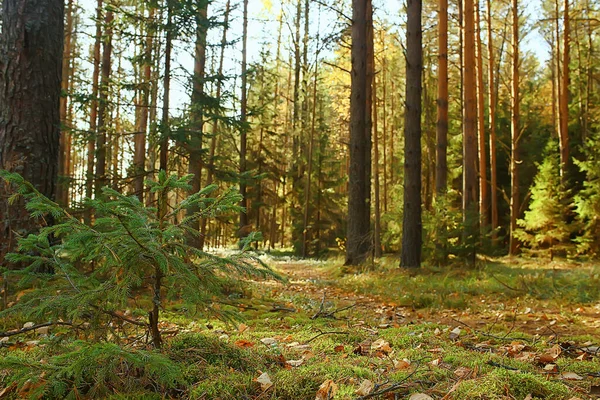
[159,3,172,173]
[400,0,422,268]
[239,0,249,240]
[486,0,498,243]
[200,0,230,249]
[463,0,478,262]
[58,0,74,207]
[509,0,520,256]
[558,0,570,182]
[94,9,114,197]
[475,0,488,230]
[436,0,448,196]
[133,6,155,201]
[187,0,209,248]
[373,60,382,258]
[85,0,102,222]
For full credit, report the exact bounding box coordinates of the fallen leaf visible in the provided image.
[393,358,411,370]
[286,359,304,367]
[371,338,392,354]
[524,395,533,400]
[238,323,249,334]
[543,364,558,372]
[449,327,461,340]
[23,322,35,329]
[255,372,273,391]
[302,350,315,359]
[454,367,472,379]
[260,338,277,346]
[234,340,255,348]
[355,379,374,396]
[430,358,442,366]
[315,379,337,400]
[560,372,583,380]
[334,345,345,353]
[409,393,433,400]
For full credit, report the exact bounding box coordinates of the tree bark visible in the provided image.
[0,0,64,263]
[346,0,373,266]
[486,0,498,243]
[435,0,448,196]
[475,0,488,230]
[462,0,479,261]
[200,0,230,250]
[239,0,249,240]
[57,0,74,207]
[509,0,520,256]
[400,0,422,268]
[133,6,155,202]
[558,0,570,182]
[94,9,114,197]
[187,0,209,248]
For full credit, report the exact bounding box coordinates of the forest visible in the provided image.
[1,0,600,398]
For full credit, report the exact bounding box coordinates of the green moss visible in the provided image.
[453,369,570,399]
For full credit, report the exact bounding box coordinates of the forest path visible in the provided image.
[268,259,600,341]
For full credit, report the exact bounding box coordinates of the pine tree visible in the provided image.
[516,148,573,258]
[0,171,280,348]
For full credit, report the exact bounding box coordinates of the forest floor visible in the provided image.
[2,255,600,399]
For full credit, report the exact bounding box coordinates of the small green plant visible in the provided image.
[0,171,280,347]
[0,341,185,398]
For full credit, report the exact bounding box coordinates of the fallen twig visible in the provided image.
[354,360,423,400]
[0,321,78,338]
[486,360,520,371]
[270,305,297,312]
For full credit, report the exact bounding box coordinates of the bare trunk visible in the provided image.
[435,0,448,196]
[400,0,422,268]
[94,9,114,197]
[239,0,249,240]
[346,0,373,266]
[475,0,488,229]
[58,0,74,207]
[133,7,155,201]
[509,0,520,255]
[463,0,478,262]
[486,0,498,243]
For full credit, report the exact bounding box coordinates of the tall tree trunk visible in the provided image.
[509,0,520,255]
[187,0,209,248]
[400,0,422,268]
[435,0,448,196]
[58,0,74,207]
[346,0,373,266]
[373,59,382,258]
[558,0,570,182]
[239,0,249,240]
[85,0,103,223]
[0,0,64,264]
[462,0,478,261]
[133,6,155,201]
[159,2,173,173]
[200,0,230,249]
[475,0,488,230]
[486,0,498,243]
[95,9,114,197]
[382,45,388,213]
[301,56,318,258]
